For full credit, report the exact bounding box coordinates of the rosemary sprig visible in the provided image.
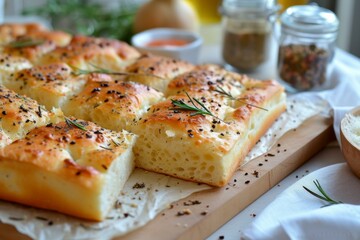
[170,92,223,122]
[7,39,44,48]
[303,180,343,207]
[70,64,164,81]
[214,86,268,111]
[64,117,87,131]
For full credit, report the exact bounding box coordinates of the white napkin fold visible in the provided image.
[242,163,360,240]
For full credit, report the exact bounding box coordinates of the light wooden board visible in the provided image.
[0,115,334,240]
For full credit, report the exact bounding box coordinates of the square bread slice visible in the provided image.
[0,85,57,145]
[0,118,137,221]
[63,75,164,131]
[131,69,286,187]
[124,54,194,92]
[39,36,140,71]
[6,63,86,110]
[0,54,32,85]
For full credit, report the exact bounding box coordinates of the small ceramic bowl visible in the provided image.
[131,28,202,64]
[340,106,360,178]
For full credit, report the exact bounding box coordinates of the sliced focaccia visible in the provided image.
[6,63,86,110]
[125,54,194,92]
[0,23,47,44]
[39,36,140,71]
[0,85,57,145]
[0,54,32,85]
[131,70,286,186]
[0,118,137,221]
[63,75,164,131]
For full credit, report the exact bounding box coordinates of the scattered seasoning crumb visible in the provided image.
[219,236,225,240]
[277,143,281,147]
[132,182,145,189]
[245,180,250,184]
[244,172,248,176]
[201,211,208,216]
[184,200,201,206]
[284,149,287,152]
[267,153,275,157]
[250,213,257,217]
[176,209,192,216]
[264,159,268,162]
[258,163,263,166]
[225,187,229,190]
[277,184,280,187]
[252,170,259,178]
[206,205,210,208]
[296,175,299,178]
[161,213,165,216]
[48,221,53,226]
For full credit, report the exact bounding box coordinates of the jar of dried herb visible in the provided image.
[277,5,339,92]
[220,0,279,72]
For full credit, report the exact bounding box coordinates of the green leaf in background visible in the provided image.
[22,0,139,43]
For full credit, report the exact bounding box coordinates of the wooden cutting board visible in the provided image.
[0,115,334,240]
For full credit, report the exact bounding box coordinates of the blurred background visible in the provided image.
[1,0,359,57]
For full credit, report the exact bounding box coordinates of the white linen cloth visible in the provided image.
[242,163,360,240]
[243,49,360,240]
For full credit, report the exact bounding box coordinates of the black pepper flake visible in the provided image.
[183,200,201,206]
[133,182,145,189]
[201,211,208,216]
[2,110,6,115]
[102,164,108,170]
[267,153,275,157]
[91,87,101,93]
[219,235,225,239]
[188,133,194,138]
[252,170,259,178]
[245,180,250,184]
[70,141,76,145]
[85,133,92,139]
[258,163,263,166]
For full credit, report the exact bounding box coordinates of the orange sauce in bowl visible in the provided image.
[146,39,190,47]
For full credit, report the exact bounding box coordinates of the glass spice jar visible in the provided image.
[220,0,279,72]
[277,5,339,92]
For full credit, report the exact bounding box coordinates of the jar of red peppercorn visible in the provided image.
[277,5,339,92]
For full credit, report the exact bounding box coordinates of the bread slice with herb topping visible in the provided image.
[131,69,286,187]
[0,85,59,146]
[62,75,164,131]
[0,117,137,221]
[39,36,140,71]
[6,63,87,110]
[125,54,194,92]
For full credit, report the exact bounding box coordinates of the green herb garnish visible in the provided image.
[170,92,223,122]
[65,117,87,131]
[7,39,44,48]
[214,86,268,111]
[303,180,342,207]
[70,64,164,81]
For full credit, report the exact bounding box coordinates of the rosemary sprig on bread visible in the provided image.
[170,92,224,122]
[214,86,268,111]
[7,39,44,48]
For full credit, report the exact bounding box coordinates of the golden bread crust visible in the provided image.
[0,119,137,220]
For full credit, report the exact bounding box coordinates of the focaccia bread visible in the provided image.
[131,69,286,186]
[63,74,164,131]
[0,22,287,220]
[0,118,137,221]
[125,54,194,92]
[39,36,140,71]
[0,54,32,85]
[0,85,57,146]
[6,63,86,109]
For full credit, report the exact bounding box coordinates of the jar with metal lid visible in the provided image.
[277,5,339,92]
[220,0,279,72]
